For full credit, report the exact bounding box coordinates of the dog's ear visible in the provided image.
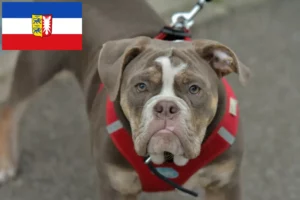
[98,36,151,101]
[192,40,251,85]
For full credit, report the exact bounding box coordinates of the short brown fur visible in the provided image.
[0,1,250,200]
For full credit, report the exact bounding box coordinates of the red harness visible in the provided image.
[99,30,239,193]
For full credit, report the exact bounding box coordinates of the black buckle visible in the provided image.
[158,26,191,41]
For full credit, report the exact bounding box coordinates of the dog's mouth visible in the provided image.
[164,151,174,163]
[141,124,193,166]
[147,151,189,166]
[146,129,190,166]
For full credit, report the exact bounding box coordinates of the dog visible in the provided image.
[0,0,251,199]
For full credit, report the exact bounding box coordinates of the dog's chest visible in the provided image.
[106,158,236,195]
[183,158,236,192]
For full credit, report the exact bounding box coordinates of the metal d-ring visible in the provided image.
[171,0,208,29]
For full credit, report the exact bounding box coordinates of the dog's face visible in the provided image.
[98,37,250,166]
[119,51,220,166]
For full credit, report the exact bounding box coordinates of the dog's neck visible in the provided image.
[204,78,227,142]
[114,98,132,134]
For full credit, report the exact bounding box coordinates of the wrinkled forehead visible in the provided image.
[123,47,213,88]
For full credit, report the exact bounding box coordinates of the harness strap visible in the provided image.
[155,26,192,41]
[101,78,238,192]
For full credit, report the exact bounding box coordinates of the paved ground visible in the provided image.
[1,0,300,199]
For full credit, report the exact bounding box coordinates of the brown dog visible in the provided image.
[0,0,250,199]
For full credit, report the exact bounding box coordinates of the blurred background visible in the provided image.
[0,0,300,199]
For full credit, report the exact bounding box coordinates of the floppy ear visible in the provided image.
[98,36,151,101]
[192,40,251,85]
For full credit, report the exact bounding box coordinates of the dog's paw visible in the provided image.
[0,163,17,185]
[0,167,16,184]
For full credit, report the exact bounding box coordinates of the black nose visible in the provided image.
[153,100,179,119]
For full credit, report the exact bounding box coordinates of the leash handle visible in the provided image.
[171,0,212,29]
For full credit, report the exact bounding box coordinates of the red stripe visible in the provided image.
[2,34,82,50]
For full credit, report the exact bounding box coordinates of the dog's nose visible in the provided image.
[154,100,179,119]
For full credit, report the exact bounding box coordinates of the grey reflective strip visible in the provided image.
[106,120,123,134]
[218,127,235,145]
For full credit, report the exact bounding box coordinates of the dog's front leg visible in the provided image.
[205,183,241,200]
[98,185,138,200]
[100,163,141,200]
[120,195,138,200]
[97,164,139,200]
[204,169,242,200]
[98,183,138,200]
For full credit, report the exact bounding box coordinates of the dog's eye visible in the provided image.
[136,83,147,92]
[189,85,201,94]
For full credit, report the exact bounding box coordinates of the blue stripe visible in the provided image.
[2,2,82,18]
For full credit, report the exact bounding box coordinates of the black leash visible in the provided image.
[145,157,199,197]
[145,0,214,198]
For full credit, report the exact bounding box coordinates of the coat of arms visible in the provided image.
[32,14,52,37]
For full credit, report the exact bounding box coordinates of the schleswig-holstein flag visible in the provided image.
[2,2,82,50]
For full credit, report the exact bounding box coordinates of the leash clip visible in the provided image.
[171,0,209,29]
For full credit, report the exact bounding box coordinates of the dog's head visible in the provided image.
[98,37,250,166]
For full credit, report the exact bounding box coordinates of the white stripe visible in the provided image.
[2,18,82,34]
[173,40,184,43]
[106,120,123,134]
[155,56,187,97]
